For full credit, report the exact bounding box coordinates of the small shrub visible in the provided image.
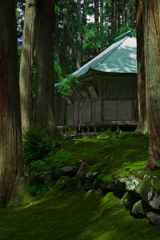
[23,125,55,164]
[27,185,48,196]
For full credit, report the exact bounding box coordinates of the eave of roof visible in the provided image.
[72,31,137,78]
[54,31,137,87]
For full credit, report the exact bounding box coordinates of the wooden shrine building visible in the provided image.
[55,31,138,133]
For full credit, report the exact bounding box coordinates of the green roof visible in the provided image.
[73,31,137,78]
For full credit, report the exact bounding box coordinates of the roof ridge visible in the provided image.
[114,31,132,43]
[90,36,127,69]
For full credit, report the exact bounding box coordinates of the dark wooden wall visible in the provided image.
[65,73,138,127]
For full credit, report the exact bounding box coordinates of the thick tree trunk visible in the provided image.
[19,0,37,133]
[143,0,160,170]
[0,0,23,207]
[136,0,148,134]
[35,0,62,139]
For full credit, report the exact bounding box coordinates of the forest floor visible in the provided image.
[1,133,160,240]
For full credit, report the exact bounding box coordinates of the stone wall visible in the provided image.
[51,162,160,228]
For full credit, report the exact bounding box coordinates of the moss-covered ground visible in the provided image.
[1,135,160,239]
[50,135,149,181]
[1,186,160,240]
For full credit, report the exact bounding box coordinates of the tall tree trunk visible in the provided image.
[35,0,61,139]
[100,0,104,52]
[19,0,37,133]
[131,0,136,28]
[143,0,160,170]
[122,0,126,26]
[94,0,99,23]
[111,0,118,34]
[76,0,81,69]
[126,0,130,25]
[82,0,88,63]
[61,6,68,77]
[0,0,23,207]
[76,32,81,69]
[136,0,148,134]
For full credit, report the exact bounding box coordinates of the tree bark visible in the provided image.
[126,0,130,26]
[76,0,81,69]
[143,0,160,170]
[111,0,118,34]
[100,0,105,52]
[136,0,148,134]
[19,0,37,133]
[0,0,23,207]
[35,0,62,139]
[122,0,126,26]
[94,0,99,23]
[131,0,136,29]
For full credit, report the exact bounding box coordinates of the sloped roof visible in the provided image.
[73,31,137,78]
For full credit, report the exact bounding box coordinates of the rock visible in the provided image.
[105,183,115,192]
[113,189,126,199]
[112,176,127,198]
[121,192,141,210]
[146,212,160,227]
[112,176,127,192]
[86,172,99,180]
[29,170,44,186]
[51,166,79,180]
[139,174,160,210]
[59,166,79,177]
[94,189,103,195]
[56,176,83,192]
[131,200,151,218]
[93,179,115,194]
[76,161,87,180]
[121,192,133,210]
[125,176,141,193]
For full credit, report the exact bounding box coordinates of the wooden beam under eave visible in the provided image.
[87,85,98,99]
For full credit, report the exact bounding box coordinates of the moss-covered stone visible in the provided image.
[146,212,160,227]
[140,172,160,210]
[118,131,144,139]
[131,200,151,218]
[121,192,135,210]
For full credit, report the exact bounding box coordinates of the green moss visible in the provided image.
[0,135,159,239]
[118,131,144,139]
[34,136,148,183]
[0,186,159,240]
[141,170,160,193]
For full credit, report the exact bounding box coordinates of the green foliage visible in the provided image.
[27,185,48,196]
[83,22,108,54]
[30,160,45,169]
[54,5,60,14]
[57,74,82,97]
[16,9,20,20]
[23,125,55,164]
[54,53,63,82]
[54,54,82,97]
